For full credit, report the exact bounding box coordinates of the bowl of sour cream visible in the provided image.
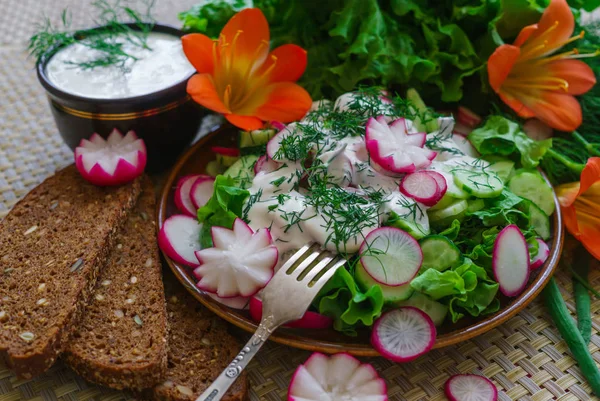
[37,24,203,172]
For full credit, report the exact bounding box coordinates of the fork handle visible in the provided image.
[195,319,278,401]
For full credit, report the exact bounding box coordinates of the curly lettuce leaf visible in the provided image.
[196,175,249,248]
[468,116,552,168]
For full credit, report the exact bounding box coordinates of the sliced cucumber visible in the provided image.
[239,128,276,148]
[419,235,462,271]
[387,213,430,239]
[428,199,468,227]
[224,155,259,189]
[528,201,551,240]
[488,160,514,183]
[406,88,438,133]
[508,171,555,215]
[467,198,485,213]
[429,194,456,211]
[397,292,448,326]
[216,154,239,167]
[452,164,503,198]
[355,262,414,304]
[206,160,226,177]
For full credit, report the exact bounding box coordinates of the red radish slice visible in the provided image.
[359,227,423,286]
[205,293,249,310]
[174,175,202,216]
[249,297,332,329]
[366,116,436,174]
[453,122,473,137]
[445,374,498,401]
[74,130,146,186]
[399,171,442,206]
[457,106,482,128]
[371,307,436,363]
[423,170,447,195]
[254,155,280,174]
[493,225,530,297]
[270,120,286,131]
[530,238,550,270]
[190,176,215,210]
[288,352,388,401]
[211,146,240,157]
[194,218,278,298]
[158,215,202,267]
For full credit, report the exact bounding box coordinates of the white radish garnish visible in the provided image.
[444,374,498,401]
[194,218,278,298]
[267,122,300,161]
[158,215,202,267]
[371,307,436,363]
[530,238,550,270]
[288,352,388,401]
[249,297,332,329]
[399,171,445,206]
[174,175,202,216]
[205,293,250,310]
[254,155,281,174]
[190,175,215,210]
[493,225,530,297]
[366,116,436,174]
[74,129,146,186]
[359,227,423,286]
[456,106,482,128]
[452,134,480,157]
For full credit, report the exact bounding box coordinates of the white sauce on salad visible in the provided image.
[45,32,194,99]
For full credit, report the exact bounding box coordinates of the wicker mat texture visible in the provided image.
[1,1,599,400]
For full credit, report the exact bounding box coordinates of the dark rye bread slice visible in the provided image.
[0,165,141,379]
[148,279,247,401]
[63,177,168,390]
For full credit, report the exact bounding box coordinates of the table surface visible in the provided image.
[0,1,599,400]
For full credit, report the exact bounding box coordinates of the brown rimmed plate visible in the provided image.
[157,125,564,356]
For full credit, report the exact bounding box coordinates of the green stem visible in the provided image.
[571,268,600,299]
[572,250,592,344]
[572,131,600,157]
[546,148,586,175]
[543,278,600,396]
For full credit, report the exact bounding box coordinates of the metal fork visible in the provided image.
[196,243,346,401]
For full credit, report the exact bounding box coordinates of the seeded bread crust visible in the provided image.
[149,280,247,401]
[63,177,168,390]
[0,165,141,379]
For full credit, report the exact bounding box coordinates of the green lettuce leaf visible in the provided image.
[410,269,467,300]
[196,175,249,248]
[468,116,552,168]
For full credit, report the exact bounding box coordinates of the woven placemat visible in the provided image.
[1,1,599,400]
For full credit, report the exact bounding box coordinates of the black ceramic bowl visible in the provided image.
[36,24,204,173]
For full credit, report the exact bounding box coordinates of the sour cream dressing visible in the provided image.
[45,32,195,99]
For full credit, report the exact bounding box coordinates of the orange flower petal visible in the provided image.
[520,91,582,131]
[488,45,521,92]
[523,0,574,57]
[578,158,600,196]
[256,44,308,83]
[182,34,214,74]
[220,8,269,65]
[187,74,230,114]
[556,181,581,208]
[514,24,538,47]
[579,223,600,261]
[546,60,596,95]
[254,82,312,123]
[225,114,264,131]
[499,92,536,118]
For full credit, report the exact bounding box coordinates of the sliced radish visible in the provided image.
[493,225,530,297]
[267,122,300,161]
[211,146,240,157]
[530,238,550,270]
[254,155,280,174]
[452,134,479,157]
[371,307,436,363]
[453,122,473,137]
[270,120,287,131]
[366,116,436,174]
[457,106,482,128]
[288,352,388,401]
[190,175,215,210]
[424,170,447,197]
[400,171,443,206]
[359,227,423,286]
[205,293,250,310]
[174,175,202,216]
[523,119,553,141]
[445,374,498,401]
[74,129,146,186]
[194,218,278,297]
[158,215,202,267]
[249,297,332,329]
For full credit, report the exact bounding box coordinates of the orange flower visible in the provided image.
[181,8,312,131]
[487,0,597,132]
[556,157,600,260]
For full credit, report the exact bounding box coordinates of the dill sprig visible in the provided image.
[29,0,155,71]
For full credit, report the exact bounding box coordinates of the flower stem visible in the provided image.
[545,148,585,174]
[572,131,600,157]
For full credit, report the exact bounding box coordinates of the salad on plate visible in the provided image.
[159,87,555,361]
